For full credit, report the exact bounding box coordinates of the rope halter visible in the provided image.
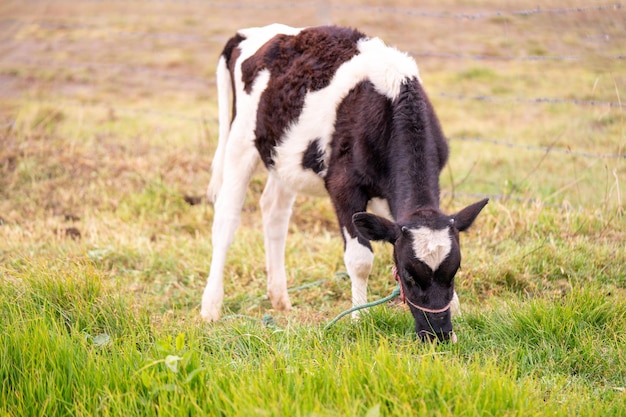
[392,265,452,314]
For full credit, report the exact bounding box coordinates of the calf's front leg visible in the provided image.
[342,227,374,318]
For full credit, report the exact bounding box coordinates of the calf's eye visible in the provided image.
[403,271,416,286]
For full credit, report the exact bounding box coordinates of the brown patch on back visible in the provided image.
[240,26,366,167]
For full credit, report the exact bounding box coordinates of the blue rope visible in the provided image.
[221,273,401,332]
[324,284,401,330]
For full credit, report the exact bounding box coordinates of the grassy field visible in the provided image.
[1,0,625,415]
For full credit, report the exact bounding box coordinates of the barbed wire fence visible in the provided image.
[2,1,625,206]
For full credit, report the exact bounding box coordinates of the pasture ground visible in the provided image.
[1,0,625,415]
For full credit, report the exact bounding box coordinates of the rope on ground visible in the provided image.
[222,271,399,332]
[287,279,328,292]
[221,313,279,329]
[324,285,401,331]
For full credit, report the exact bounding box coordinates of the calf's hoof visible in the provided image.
[200,289,223,322]
[200,304,221,322]
[269,292,292,312]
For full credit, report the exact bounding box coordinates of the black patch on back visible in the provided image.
[302,138,326,175]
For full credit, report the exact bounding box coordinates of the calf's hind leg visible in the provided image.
[260,173,296,311]
[201,139,260,322]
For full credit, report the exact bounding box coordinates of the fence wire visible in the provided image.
[63,0,625,20]
[451,136,625,160]
[438,93,626,109]
[2,19,624,62]
[412,51,626,62]
[331,3,624,19]
[21,97,624,161]
[3,2,626,163]
[3,57,625,110]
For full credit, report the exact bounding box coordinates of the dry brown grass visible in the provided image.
[0,0,624,322]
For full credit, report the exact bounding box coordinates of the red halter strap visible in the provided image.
[392,265,452,314]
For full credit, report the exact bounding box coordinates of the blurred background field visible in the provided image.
[1,0,623,311]
[0,2,625,414]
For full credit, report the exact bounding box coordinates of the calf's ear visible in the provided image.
[451,198,489,232]
[352,212,401,243]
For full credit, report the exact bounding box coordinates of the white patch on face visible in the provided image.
[409,227,452,272]
[271,32,420,196]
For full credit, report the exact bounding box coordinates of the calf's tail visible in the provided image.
[207,54,233,203]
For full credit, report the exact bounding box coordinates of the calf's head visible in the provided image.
[353,199,488,342]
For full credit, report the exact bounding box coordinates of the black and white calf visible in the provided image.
[201,24,488,342]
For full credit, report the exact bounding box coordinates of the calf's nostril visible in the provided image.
[418,330,436,342]
[417,329,456,343]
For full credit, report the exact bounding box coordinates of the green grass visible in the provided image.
[1,0,625,416]
[1,264,625,416]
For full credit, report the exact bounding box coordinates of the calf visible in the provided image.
[201,24,488,342]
